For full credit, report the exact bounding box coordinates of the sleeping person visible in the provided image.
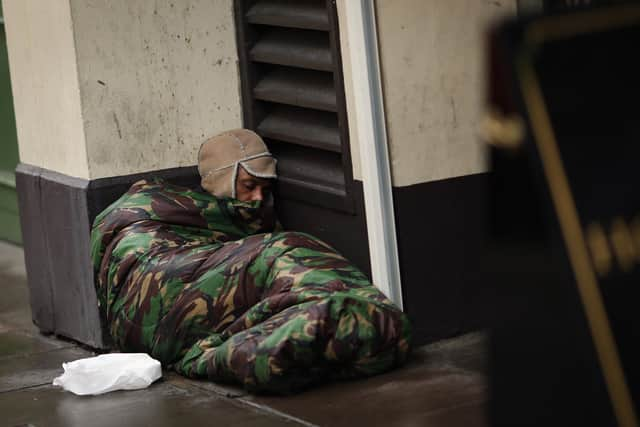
[90,128,411,393]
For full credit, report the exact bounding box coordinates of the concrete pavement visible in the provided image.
[0,240,487,427]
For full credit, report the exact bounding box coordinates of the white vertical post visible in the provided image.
[342,0,403,309]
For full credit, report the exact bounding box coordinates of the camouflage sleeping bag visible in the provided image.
[90,179,411,393]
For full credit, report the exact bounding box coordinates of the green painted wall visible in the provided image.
[0,2,21,244]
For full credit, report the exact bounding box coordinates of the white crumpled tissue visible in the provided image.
[52,353,162,396]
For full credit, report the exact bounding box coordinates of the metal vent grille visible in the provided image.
[234,0,354,212]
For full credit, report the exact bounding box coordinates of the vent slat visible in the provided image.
[268,141,345,190]
[254,69,336,112]
[257,106,341,152]
[276,176,348,211]
[247,0,329,31]
[250,28,332,71]
[278,176,346,198]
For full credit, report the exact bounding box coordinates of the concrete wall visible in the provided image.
[3,0,242,180]
[5,0,516,186]
[375,0,517,187]
[72,0,242,179]
[2,0,89,179]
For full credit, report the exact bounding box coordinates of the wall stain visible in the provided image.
[112,112,123,139]
[450,96,458,128]
[80,0,243,177]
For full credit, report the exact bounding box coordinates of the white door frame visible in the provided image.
[341,0,403,309]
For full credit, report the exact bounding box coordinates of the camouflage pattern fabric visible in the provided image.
[90,179,411,393]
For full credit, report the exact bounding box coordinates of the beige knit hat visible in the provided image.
[197,129,277,198]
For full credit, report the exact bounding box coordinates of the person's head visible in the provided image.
[197,129,277,201]
[235,164,273,202]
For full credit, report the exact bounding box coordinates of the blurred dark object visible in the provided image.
[544,0,637,13]
[486,4,640,426]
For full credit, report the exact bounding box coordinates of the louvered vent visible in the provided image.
[234,0,355,212]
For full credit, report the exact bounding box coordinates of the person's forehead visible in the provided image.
[238,168,271,185]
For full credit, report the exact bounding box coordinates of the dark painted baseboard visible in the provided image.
[15,164,202,349]
[17,162,489,349]
[16,164,371,349]
[16,164,104,347]
[393,173,490,346]
[0,178,20,244]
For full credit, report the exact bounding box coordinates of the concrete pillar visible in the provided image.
[2,0,242,347]
[372,0,518,343]
[3,0,242,180]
